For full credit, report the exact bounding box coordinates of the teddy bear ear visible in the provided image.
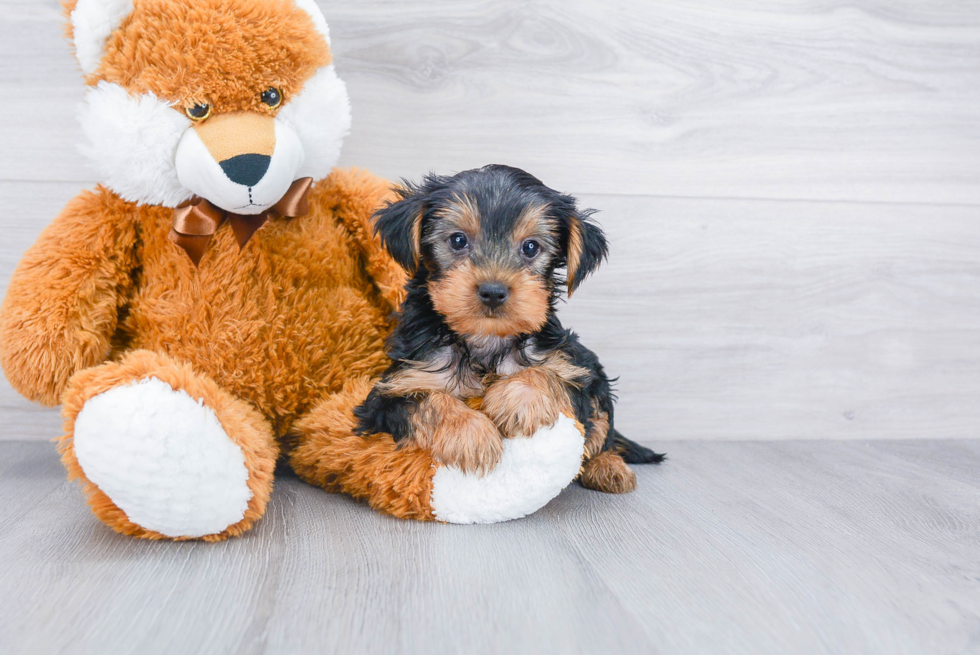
[68,0,135,75]
[292,0,332,44]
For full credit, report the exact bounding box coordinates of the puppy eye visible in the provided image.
[260,87,283,109]
[185,102,211,122]
[449,232,469,251]
[521,239,541,259]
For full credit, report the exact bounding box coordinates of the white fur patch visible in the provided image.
[293,0,331,44]
[78,81,193,208]
[73,377,253,538]
[430,414,585,524]
[71,0,134,74]
[175,119,305,214]
[278,66,351,181]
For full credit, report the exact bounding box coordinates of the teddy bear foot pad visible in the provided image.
[73,377,254,538]
[430,414,585,524]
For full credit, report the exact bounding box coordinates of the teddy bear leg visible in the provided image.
[290,377,438,521]
[59,350,278,541]
[289,377,587,524]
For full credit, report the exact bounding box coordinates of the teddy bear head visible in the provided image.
[65,0,351,214]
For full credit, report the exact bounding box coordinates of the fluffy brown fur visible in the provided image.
[428,261,550,338]
[584,406,610,460]
[1,169,403,431]
[289,377,436,521]
[482,367,574,439]
[580,451,638,494]
[58,349,279,540]
[0,188,140,406]
[358,165,665,493]
[0,166,419,538]
[0,1,463,540]
[66,0,331,115]
[411,392,503,475]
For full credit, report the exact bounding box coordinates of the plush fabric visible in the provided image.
[0,0,585,540]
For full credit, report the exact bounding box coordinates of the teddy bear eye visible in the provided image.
[260,87,283,109]
[184,102,211,122]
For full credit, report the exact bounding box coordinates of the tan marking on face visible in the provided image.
[512,203,549,245]
[409,392,503,476]
[429,261,550,338]
[566,220,584,295]
[438,193,482,237]
[194,111,276,163]
[481,367,573,439]
[580,451,636,494]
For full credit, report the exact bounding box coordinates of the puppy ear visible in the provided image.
[564,209,608,296]
[373,182,427,273]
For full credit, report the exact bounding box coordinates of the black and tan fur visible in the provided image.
[354,165,664,490]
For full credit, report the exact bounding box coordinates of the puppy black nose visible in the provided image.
[478,283,509,309]
[219,153,271,187]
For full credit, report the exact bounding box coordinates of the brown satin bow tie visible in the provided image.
[168,177,313,267]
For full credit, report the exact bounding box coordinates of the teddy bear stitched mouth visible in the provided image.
[219,153,271,187]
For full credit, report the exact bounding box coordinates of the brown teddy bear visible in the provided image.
[0,0,587,540]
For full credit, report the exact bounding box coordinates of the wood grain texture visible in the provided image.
[560,193,980,441]
[0,439,977,655]
[1,0,978,441]
[1,0,978,202]
[4,189,979,442]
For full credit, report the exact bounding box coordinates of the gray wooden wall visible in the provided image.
[1,0,978,442]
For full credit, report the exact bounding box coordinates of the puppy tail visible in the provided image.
[610,429,666,464]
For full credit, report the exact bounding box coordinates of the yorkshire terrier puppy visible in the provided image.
[354,165,664,493]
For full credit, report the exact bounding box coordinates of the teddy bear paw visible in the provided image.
[429,414,585,524]
[72,377,254,538]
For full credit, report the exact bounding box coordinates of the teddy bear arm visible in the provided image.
[318,167,408,312]
[0,187,140,406]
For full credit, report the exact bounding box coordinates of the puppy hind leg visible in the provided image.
[580,451,637,494]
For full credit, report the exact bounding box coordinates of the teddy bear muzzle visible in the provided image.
[175,111,306,216]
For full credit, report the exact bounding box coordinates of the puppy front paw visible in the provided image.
[482,368,572,438]
[417,393,504,476]
[580,451,637,494]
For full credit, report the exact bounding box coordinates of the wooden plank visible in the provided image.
[0,439,977,654]
[547,439,980,655]
[3,186,980,442]
[0,0,978,203]
[560,193,980,440]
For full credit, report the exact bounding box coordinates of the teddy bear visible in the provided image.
[0,0,587,540]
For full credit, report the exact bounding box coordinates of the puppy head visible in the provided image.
[65,0,350,212]
[374,165,607,338]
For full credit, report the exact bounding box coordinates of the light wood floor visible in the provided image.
[1,439,978,655]
[2,0,979,441]
[1,1,978,653]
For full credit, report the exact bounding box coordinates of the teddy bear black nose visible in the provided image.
[478,283,509,309]
[219,153,271,187]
